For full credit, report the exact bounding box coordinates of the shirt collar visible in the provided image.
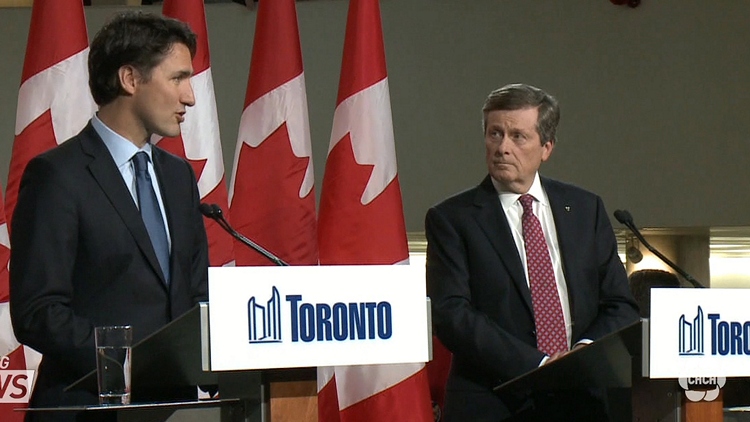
[492,173,548,210]
[92,114,153,167]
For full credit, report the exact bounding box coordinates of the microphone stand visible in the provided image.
[200,203,289,267]
[614,210,704,288]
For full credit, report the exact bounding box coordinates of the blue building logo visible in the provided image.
[679,306,704,356]
[247,286,282,343]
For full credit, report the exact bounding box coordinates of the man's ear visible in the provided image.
[541,139,555,162]
[118,65,137,95]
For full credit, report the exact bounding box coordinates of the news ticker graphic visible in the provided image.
[207,265,429,371]
[0,355,34,403]
[650,288,750,378]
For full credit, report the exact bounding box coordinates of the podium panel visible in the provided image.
[207,265,430,371]
[650,288,750,378]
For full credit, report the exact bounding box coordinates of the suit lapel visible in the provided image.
[541,177,578,330]
[80,124,168,286]
[151,146,179,260]
[472,176,534,315]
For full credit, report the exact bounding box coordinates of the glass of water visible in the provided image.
[94,325,132,405]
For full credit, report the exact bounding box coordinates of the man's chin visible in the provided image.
[489,173,525,193]
[490,172,515,185]
[156,127,182,139]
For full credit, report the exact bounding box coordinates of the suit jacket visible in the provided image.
[425,175,638,421]
[9,122,208,420]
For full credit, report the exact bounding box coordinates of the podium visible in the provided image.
[492,320,683,421]
[494,288,750,422]
[24,265,430,422]
[493,321,641,395]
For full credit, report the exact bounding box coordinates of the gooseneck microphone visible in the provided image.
[199,203,289,267]
[614,209,704,288]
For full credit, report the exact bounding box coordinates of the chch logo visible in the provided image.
[679,306,704,356]
[679,377,726,402]
[247,286,282,343]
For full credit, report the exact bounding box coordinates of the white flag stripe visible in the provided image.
[229,73,314,204]
[0,303,19,357]
[329,78,397,205]
[23,346,42,383]
[335,362,425,410]
[15,49,96,141]
[0,224,8,250]
[0,223,22,359]
[178,68,224,196]
[317,366,336,392]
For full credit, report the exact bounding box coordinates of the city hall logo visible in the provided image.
[679,306,704,355]
[677,305,750,356]
[247,287,394,344]
[248,287,282,343]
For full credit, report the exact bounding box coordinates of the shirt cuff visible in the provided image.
[574,339,593,347]
[538,355,550,367]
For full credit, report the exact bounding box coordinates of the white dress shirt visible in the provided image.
[92,114,172,250]
[492,173,572,350]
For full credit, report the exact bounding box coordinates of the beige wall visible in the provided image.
[1,0,749,232]
[0,0,32,6]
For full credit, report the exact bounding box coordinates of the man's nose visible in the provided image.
[495,136,511,154]
[182,82,196,107]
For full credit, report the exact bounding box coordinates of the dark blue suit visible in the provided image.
[426,175,638,421]
[9,122,208,421]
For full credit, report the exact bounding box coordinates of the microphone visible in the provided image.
[200,203,289,267]
[199,203,218,219]
[614,209,704,288]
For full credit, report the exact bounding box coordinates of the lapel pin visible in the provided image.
[565,206,571,212]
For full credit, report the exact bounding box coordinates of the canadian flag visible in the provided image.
[228,0,317,266]
[5,0,96,226]
[316,0,433,420]
[160,0,235,267]
[0,184,35,422]
[3,1,93,418]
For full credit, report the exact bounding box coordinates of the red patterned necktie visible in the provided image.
[519,194,567,355]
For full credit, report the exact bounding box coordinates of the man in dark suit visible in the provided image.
[9,12,208,421]
[426,84,639,421]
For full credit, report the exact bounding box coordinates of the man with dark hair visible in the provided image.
[629,269,681,318]
[10,11,207,421]
[426,83,639,421]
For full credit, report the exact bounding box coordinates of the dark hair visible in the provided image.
[482,83,560,145]
[88,11,197,106]
[628,269,681,318]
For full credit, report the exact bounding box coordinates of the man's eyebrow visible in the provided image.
[174,69,193,78]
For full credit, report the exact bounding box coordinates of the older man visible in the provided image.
[426,83,639,421]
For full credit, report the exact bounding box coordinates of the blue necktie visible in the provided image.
[132,152,170,284]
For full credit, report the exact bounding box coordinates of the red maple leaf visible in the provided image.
[318,134,408,265]
[157,135,208,182]
[231,122,317,265]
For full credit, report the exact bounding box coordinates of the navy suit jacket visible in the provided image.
[9,122,208,419]
[426,175,638,421]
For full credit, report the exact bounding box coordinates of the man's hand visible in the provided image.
[545,350,568,364]
[544,343,589,365]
